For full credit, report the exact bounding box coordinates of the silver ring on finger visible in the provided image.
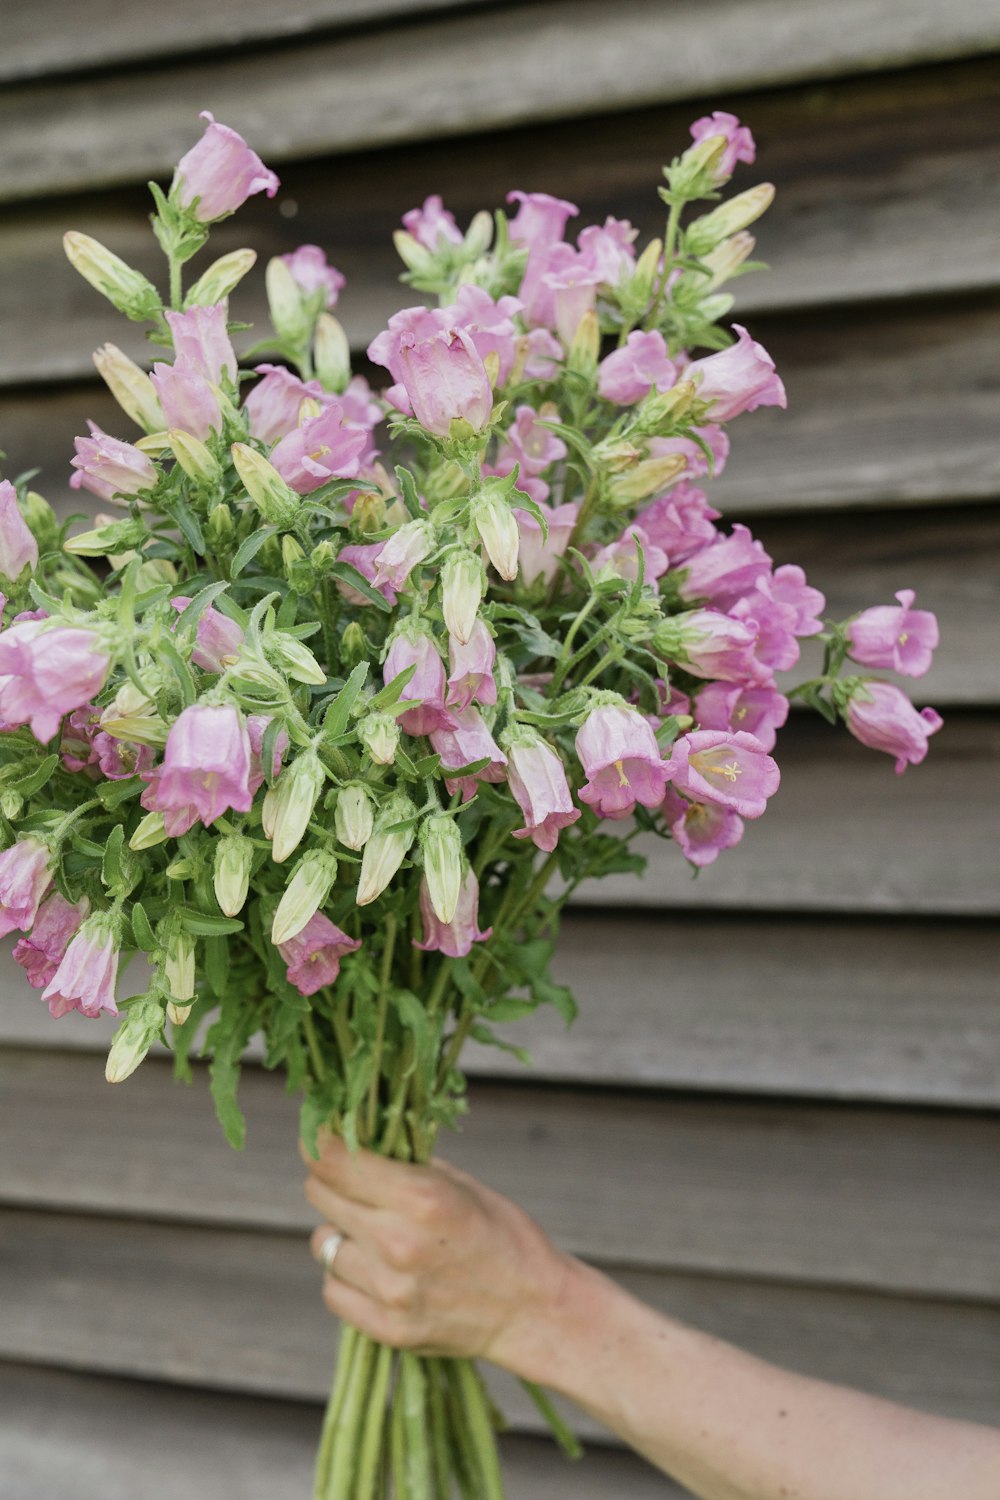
[319,1231,345,1275]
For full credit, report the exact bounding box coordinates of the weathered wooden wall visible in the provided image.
[1,3,998,1495]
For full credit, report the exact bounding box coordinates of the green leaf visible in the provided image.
[260,716,286,788]
[176,907,245,936]
[328,560,392,613]
[231,525,279,579]
[174,581,231,632]
[8,754,58,797]
[97,775,144,810]
[518,1380,583,1460]
[130,902,157,952]
[366,661,417,712]
[204,936,230,998]
[101,824,126,892]
[395,465,423,520]
[485,997,537,1022]
[468,1022,532,1067]
[157,636,198,708]
[209,1054,246,1150]
[322,661,369,740]
[167,494,206,554]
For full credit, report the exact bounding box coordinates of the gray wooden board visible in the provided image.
[2,1,1000,203]
[2,1050,999,1298]
[1,1209,998,1428]
[2,913,997,1106]
[4,58,1000,386]
[4,298,1000,518]
[0,1362,680,1500]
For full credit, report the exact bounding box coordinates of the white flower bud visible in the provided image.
[271,850,338,945]
[608,451,688,505]
[213,833,254,917]
[472,490,519,581]
[314,312,351,394]
[129,812,169,850]
[268,751,325,863]
[265,256,313,345]
[164,929,196,1004]
[334,785,374,851]
[64,232,161,321]
[93,344,166,434]
[441,550,485,645]
[267,632,327,686]
[463,211,494,258]
[231,442,300,528]
[357,794,416,907]
[359,713,399,766]
[168,427,222,486]
[419,814,463,924]
[686,184,775,256]
[567,309,600,378]
[184,249,257,308]
[105,997,164,1084]
[392,230,434,272]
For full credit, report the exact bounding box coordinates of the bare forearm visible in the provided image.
[509,1258,1000,1500]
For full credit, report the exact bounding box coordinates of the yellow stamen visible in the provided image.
[701,758,741,783]
[898,631,909,645]
[614,758,630,788]
[734,705,748,720]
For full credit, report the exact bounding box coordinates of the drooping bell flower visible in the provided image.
[846,589,939,678]
[501,405,568,476]
[244,365,326,446]
[397,325,494,438]
[150,358,222,441]
[13,891,89,989]
[0,480,39,579]
[661,786,745,867]
[447,619,497,713]
[93,731,155,781]
[770,565,826,637]
[269,403,366,493]
[686,325,786,421]
[575,702,672,819]
[0,622,112,744]
[732,564,826,673]
[676,523,772,606]
[356,793,416,907]
[383,628,455,736]
[246,714,289,794]
[41,913,120,1019]
[844,681,943,774]
[278,912,360,997]
[695,681,789,753]
[440,550,485,645]
[281,245,345,308]
[505,732,581,852]
[414,867,491,959]
[654,609,767,685]
[0,837,52,938]
[543,258,604,347]
[336,542,398,607]
[430,707,507,801]
[170,596,244,672]
[172,111,279,222]
[371,519,434,594]
[668,729,780,818]
[448,285,524,385]
[70,422,158,505]
[598,331,677,406]
[507,190,579,253]
[637,482,720,565]
[688,111,756,184]
[516,500,579,587]
[592,524,669,583]
[164,303,237,384]
[402,195,464,252]
[140,703,252,835]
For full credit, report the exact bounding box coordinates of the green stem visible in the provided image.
[304,1012,327,1083]
[646,196,683,329]
[324,1332,377,1500]
[169,252,183,310]
[313,1325,358,1500]
[549,593,598,695]
[426,1359,453,1499]
[575,647,621,690]
[390,1368,408,1499]
[354,1343,395,1499]
[400,1351,433,1500]
[455,1360,506,1500]
[366,911,397,1141]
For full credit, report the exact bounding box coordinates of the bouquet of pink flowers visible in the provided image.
[0,109,941,1496]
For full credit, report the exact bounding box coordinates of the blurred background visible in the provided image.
[0,3,998,1496]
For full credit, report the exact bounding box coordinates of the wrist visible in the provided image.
[487,1251,618,1390]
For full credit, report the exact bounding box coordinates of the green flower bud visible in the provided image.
[267,632,327,686]
[608,451,688,505]
[685,184,775,257]
[334,785,374,851]
[183,248,257,308]
[314,312,351,394]
[168,427,222,486]
[441,550,485,645]
[213,833,254,917]
[463,210,494,258]
[22,491,61,550]
[567,309,600,379]
[64,231,162,322]
[164,928,196,1003]
[129,811,169,850]
[357,793,416,907]
[340,621,368,670]
[93,343,166,434]
[419,813,463,924]
[268,750,325,863]
[271,849,338,945]
[359,712,399,766]
[207,503,236,545]
[265,256,314,346]
[0,791,23,821]
[105,995,165,1084]
[64,519,149,557]
[472,486,519,581]
[231,442,300,528]
[392,229,434,273]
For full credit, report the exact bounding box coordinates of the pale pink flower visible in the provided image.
[695,681,789,752]
[647,426,729,480]
[543,256,604,346]
[847,589,938,678]
[430,707,507,801]
[0,622,111,744]
[172,111,279,222]
[516,500,578,587]
[661,609,767,684]
[732,566,825,673]
[449,286,523,385]
[592,525,669,583]
[93,732,154,781]
[501,406,567,476]
[677,523,772,605]
[151,359,221,441]
[0,481,38,579]
[637,482,720,564]
[402,194,464,251]
[598,331,676,406]
[661,785,745,867]
[141,703,252,835]
[281,245,345,307]
[397,326,493,437]
[13,891,89,989]
[41,915,120,1019]
[367,305,448,392]
[770,565,826,637]
[0,838,51,938]
[687,325,786,421]
[578,217,638,286]
[371,520,434,594]
[447,619,497,713]
[845,681,943,774]
[507,190,579,252]
[335,542,398,606]
[170,597,245,672]
[279,912,360,995]
[414,868,491,958]
[337,376,384,466]
[383,631,455,736]
[576,703,672,819]
[70,421,158,504]
[668,729,779,818]
[507,736,581,851]
[60,706,101,774]
[689,111,756,183]
[244,365,326,446]
[247,714,288,795]
[270,403,366,493]
[521,328,564,381]
[165,303,237,384]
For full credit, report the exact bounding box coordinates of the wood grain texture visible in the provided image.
[2,2,1000,204]
[0,1363,678,1500]
[4,913,996,1105]
[1,1208,997,1427]
[3,1050,999,1297]
[3,58,1000,385]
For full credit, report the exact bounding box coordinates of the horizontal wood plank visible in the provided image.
[0,1362,678,1500]
[4,58,1000,386]
[1,1208,997,1427]
[2,2,1000,204]
[2,1051,999,1298]
[4,912,997,1106]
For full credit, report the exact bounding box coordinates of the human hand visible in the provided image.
[302,1133,578,1379]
